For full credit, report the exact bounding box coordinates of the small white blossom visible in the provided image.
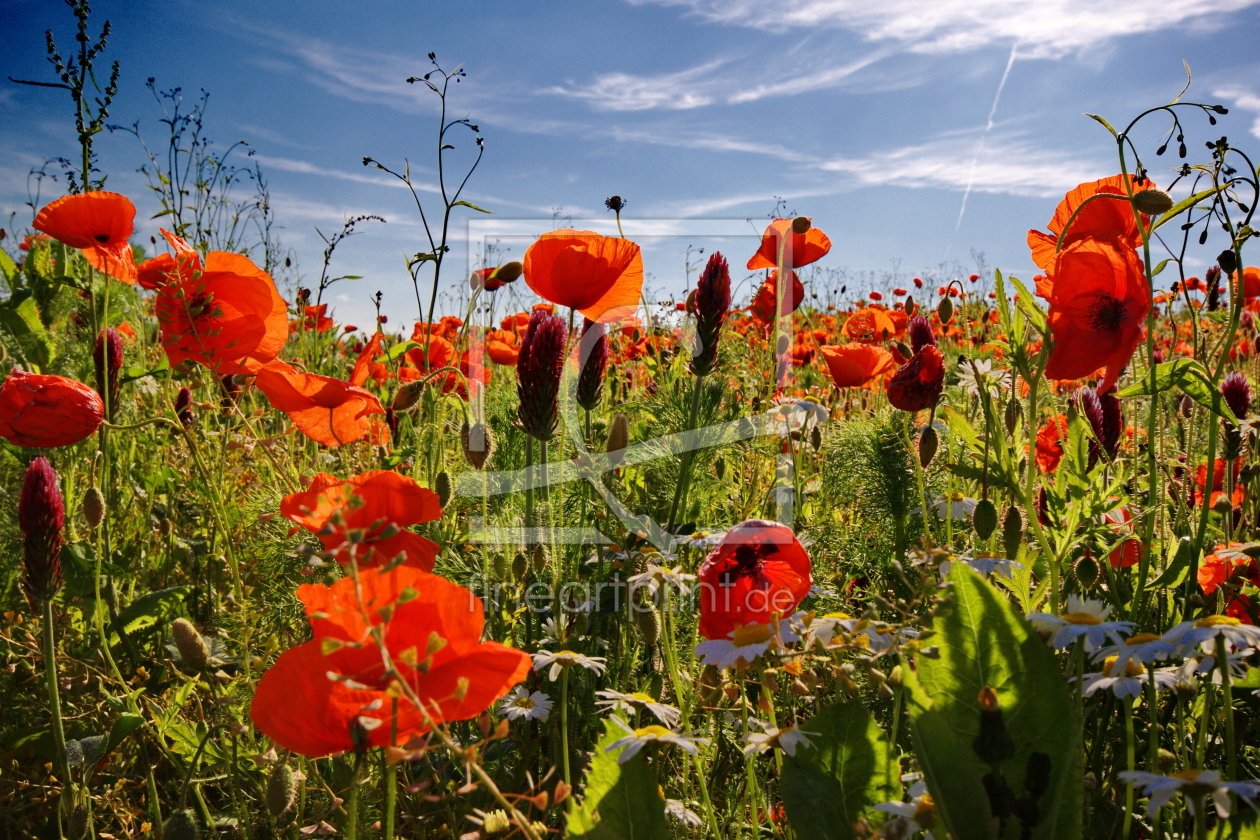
[531,650,607,682]
[605,716,709,764]
[1118,769,1260,818]
[498,687,553,722]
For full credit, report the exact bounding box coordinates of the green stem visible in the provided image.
[690,751,723,840]
[560,666,571,787]
[1122,701,1135,840]
[42,598,72,837]
[345,756,362,840]
[1216,635,1236,780]
[667,374,705,531]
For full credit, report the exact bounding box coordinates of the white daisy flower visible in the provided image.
[663,799,703,827]
[940,552,1024,580]
[1079,656,1180,698]
[1093,632,1178,670]
[768,398,828,436]
[1028,595,1135,651]
[627,563,695,598]
[497,687,553,722]
[1118,769,1260,819]
[873,774,937,839]
[594,690,682,728]
[605,716,709,764]
[741,724,819,757]
[1180,648,1254,685]
[930,493,978,521]
[1162,615,1260,656]
[531,650,607,682]
[694,619,799,670]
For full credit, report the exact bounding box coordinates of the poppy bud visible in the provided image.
[461,420,495,470]
[1002,505,1023,561]
[577,319,608,410]
[607,413,630,466]
[887,346,945,413]
[907,315,936,354]
[531,544,548,575]
[171,617,210,670]
[1222,371,1251,421]
[0,370,104,448]
[93,328,124,418]
[1132,188,1173,216]
[492,553,509,580]
[972,498,998,540]
[1218,249,1239,276]
[937,295,954,325]
[810,425,822,452]
[690,252,732,377]
[516,311,565,442]
[1074,553,1100,590]
[1004,397,1022,436]
[392,381,423,412]
[634,601,661,648]
[918,425,938,468]
[973,686,1016,764]
[161,809,199,840]
[790,217,811,234]
[605,195,625,213]
[511,552,528,581]
[82,485,105,529]
[434,470,452,509]
[174,387,194,428]
[20,457,64,607]
[266,763,298,817]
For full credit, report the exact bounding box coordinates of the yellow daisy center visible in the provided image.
[1195,615,1241,628]
[1126,633,1162,646]
[1061,612,1102,625]
[733,623,774,646]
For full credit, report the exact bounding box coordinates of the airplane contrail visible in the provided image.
[951,43,1020,241]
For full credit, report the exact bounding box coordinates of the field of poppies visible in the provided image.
[5,6,1260,840]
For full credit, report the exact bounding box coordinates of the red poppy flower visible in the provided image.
[1041,238,1150,393]
[1199,543,1260,596]
[1034,414,1068,473]
[820,344,894,388]
[33,192,138,284]
[0,370,104,448]
[749,271,804,326]
[350,333,385,387]
[746,219,831,270]
[485,329,520,366]
[152,231,289,374]
[300,304,335,332]
[136,230,203,292]
[842,307,897,343]
[256,361,388,448]
[1027,175,1148,274]
[1103,505,1142,568]
[251,565,531,757]
[280,470,440,569]
[885,345,944,412]
[523,229,644,322]
[1239,267,1260,300]
[697,520,812,641]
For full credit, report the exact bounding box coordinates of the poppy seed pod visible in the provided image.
[1218,249,1239,276]
[607,413,630,465]
[434,471,453,509]
[461,420,495,469]
[907,315,936,354]
[689,251,732,377]
[937,295,954,325]
[918,425,938,468]
[171,617,210,670]
[1222,371,1251,421]
[1132,188,1174,216]
[576,319,609,411]
[82,486,106,529]
[1002,505,1024,561]
[20,457,64,607]
[516,311,566,442]
[972,498,998,540]
[0,370,104,448]
[93,328,124,417]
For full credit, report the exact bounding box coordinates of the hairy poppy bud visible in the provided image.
[1132,188,1173,216]
[93,328,124,418]
[266,764,298,817]
[392,381,423,412]
[634,600,661,648]
[161,809,199,840]
[577,319,608,411]
[531,544,548,575]
[434,470,452,509]
[20,457,64,607]
[1004,397,1021,435]
[461,420,495,469]
[972,498,998,540]
[1222,371,1251,421]
[887,346,945,413]
[689,252,732,377]
[0,370,104,448]
[937,295,954,326]
[790,216,811,234]
[1002,505,1023,561]
[1074,553,1100,590]
[1218,249,1239,276]
[607,413,630,466]
[907,315,936,354]
[605,195,625,213]
[511,552,528,581]
[516,311,565,441]
[918,425,938,468]
[174,387,194,428]
[492,553,509,580]
[171,617,210,670]
[82,486,105,529]
[973,686,1016,765]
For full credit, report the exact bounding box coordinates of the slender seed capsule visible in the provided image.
[82,486,106,530]
[434,471,453,509]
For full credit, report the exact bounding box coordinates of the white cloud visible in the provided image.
[547,60,727,111]
[1213,86,1260,140]
[633,0,1260,58]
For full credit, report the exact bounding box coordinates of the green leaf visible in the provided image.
[1151,185,1226,232]
[1007,276,1046,332]
[0,249,17,283]
[1235,667,1260,690]
[781,699,896,839]
[1150,259,1171,277]
[1174,362,1233,420]
[942,406,980,448]
[109,586,194,647]
[1145,537,1194,591]
[0,290,55,370]
[566,720,669,839]
[1084,113,1118,136]
[907,564,1082,840]
[452,199,493,213]
[384,340,420,362]
[1115,358,1196,399]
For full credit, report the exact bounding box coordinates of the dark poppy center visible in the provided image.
[94,233,111,243]
[718,543,776,587]
[1087,295,1126,332]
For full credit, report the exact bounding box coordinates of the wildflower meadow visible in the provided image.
[5,4,1260,840]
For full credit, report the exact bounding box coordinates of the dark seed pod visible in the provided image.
[790,216,812,234]
[460,421,494,470]
[1004,397,1022,435]
[607,413,630,466]
[531,544,548,575]
[810,425,822,452]
[634,601,661,648]
[492,553,509,580]
[972,499,998,540]
[171,618,210,671]
[918,426,939,468]
[1132,188,1174,216]
[937,294,954,326]
[266,763,298,817]
[82,486,106,530]
[1002,505,1024,561]
[65,797,90,840]
[392,381,423,412]
[1074,554,1100,590]
[1218,249,1238,276]
[434,471,452,509]
[511,552,528,581]
[161,809,199,840]
[715,456,725,480]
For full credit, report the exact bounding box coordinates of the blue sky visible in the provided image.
[3,0,1260,327]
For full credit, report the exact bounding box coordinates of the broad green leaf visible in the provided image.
[0,290,55,370]
[1145,537,1194,591]
[1151,185,1226,232]
[908,564,1081,840]
[781,699,896,839]
[0,249,17,283]
[1115,358,1195,399]
[1175,362,1233,420]
[109,586,193,647]
[566,720,669,839]
[942,406,980,448]
[1007,276,1047,332]
[1235,667,1260,690]
[384,340,420,362]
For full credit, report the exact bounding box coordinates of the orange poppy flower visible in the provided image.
[152,231,289,374]
[280,470,440,569]
[0,370,104,448]
[1103,505,1143,568]
[300,304,335,332]
[1239,267,1260,300]
[749,270,804,326]
[1035,414,1068,473]
[820,344,894,388]
[350,333,384,387]
[842,307,897,343]
[522,229,644,322]
[1041,238,1149,392]
[485,329,520,366]
[256,360,388,448]
[1199,543,1260,596]
[33,191,138,284]
[251,565,530,756]
[1027,175,1148,274]
[746,218,832,270]
[697,520,812,641]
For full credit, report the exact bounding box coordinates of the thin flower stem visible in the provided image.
[1122,701,1135,840]
[560,665,571,787]
[42,597,73,836]
[690,750,723,840]
[1216,635,1236,780]
[667,373,705,531]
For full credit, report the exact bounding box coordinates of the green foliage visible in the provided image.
[566,720,669,840]
[108,586,194,648]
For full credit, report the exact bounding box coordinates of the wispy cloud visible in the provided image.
[633,0,1260,58]
[1214,86,1260,139]
[546,60,727,111]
